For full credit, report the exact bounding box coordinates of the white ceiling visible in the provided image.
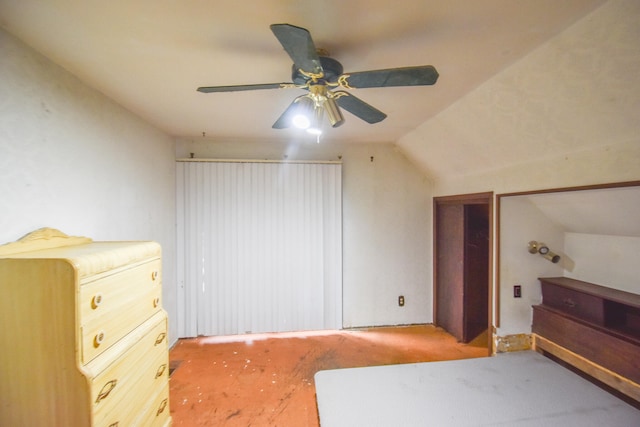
[0,0,606,144]
[526,186,640,237]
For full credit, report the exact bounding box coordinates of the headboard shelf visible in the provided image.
[532,276,640,402]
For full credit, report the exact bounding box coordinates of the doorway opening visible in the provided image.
[434,192,493,353]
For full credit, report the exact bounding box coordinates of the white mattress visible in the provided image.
[315,351,640,426]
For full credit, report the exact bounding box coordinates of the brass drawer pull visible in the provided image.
[155,364,167,379]
[96,379,117,403]
[91,293,103,309]
[108,423,119,427]
[563,298,576,308]
[151,271,159,281]
[154,332,167,345]
[153,297,160,308]
[94,330,106,347]
[156,398,168,416]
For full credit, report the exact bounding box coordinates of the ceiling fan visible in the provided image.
[197,24,439,135]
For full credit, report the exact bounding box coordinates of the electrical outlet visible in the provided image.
[514,285,522,298]
[398,295,405,307]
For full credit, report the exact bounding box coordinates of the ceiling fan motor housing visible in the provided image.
[292,56,344,85]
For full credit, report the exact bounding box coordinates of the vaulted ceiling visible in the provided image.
[515,185,640,238]
[0,0,606,145]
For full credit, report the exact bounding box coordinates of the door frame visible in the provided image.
[433,192,494,354]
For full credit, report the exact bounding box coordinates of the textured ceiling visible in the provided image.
[527,186,640,237]
[0,0,606,144]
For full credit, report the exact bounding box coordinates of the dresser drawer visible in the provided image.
[540,281,605,325]
[134,383,171,427]
[91,314,169,426]
[80,259,162,363]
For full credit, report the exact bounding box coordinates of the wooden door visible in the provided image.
[435,203,465,340]
[434,194,492,345]
[463,204,489,342]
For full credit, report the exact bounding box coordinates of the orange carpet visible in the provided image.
[169,325,488,426]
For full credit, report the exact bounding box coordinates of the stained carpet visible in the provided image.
[169,325,488,426]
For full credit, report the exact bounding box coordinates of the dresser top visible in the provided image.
[539,276,640,309]
[0,228,160,278]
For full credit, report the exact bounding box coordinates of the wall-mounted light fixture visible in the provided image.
[528,241,561,263]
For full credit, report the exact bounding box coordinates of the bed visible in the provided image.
[314,350,640,426]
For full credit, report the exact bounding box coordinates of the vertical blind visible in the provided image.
[176,160,342,337]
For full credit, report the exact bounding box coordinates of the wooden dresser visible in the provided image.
[532,276,640,401]
[0,228,172,426]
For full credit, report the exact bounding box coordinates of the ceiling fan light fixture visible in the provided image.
[306,104,324,135]
[292,115,310,129]
[291,96,315,129]
[325,97,344,128]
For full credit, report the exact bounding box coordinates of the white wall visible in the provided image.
[564,232,640,294]
[498,197,564,336]
[0,29,178,342]
[175,139,433,328]
[397,0,640,338]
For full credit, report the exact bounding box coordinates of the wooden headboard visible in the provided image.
[532,276,640,402]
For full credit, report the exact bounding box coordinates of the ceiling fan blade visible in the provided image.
[342,65,439,88]
[334,92,387,124]
[272,99,300,129]
[270,24,322,75]
[197,83,291,93]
